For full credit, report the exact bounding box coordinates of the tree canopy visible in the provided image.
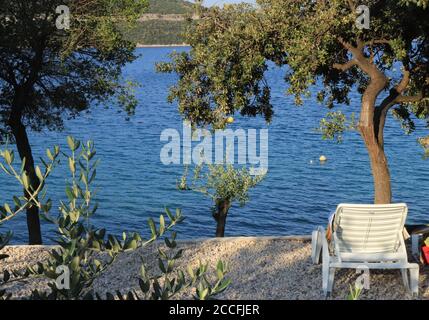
[0,0,147,136]
[159,0,429,204]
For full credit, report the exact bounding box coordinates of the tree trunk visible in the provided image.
[334,39,413,205]
[359,72,392,204]
[213,199,231,237]
[360,126,392,204]
[9,110,42,245]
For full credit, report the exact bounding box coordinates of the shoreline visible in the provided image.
[1,237,427,300]
[5,235,313,247]
[136,43,190,48]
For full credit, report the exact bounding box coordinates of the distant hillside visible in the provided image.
[127,20,188,46]
[124,0,196,45]
[147,0,194,14]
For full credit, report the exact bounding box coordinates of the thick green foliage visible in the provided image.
[157,4,272,129]
[0,0,147,135]
[318,111,358,143]
[158,1,429,139]
[180,163,265,211]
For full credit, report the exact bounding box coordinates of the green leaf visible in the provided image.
[158,248,168,260]
[165,207,173,221]
[65,186,74,201]
[187,265,194,279]
[89,170,97,184]
[199,288,209,300]
[148,218,156,237]
[3,150,13,165]
[67,136,75,151]
[140,264,147,278]
[216,279,231,293]
[166,260,174,273]
[173,249,183,260]
[21,173,30,190]
[159,215,165,236]
[158,258,166,273]
[71,256,80,271]
[125,239,137,251]
[46,149,54,161]
[216,260,225,278]
[3,270,10,282]
[68,158,75,174]
[12,196,21,207]
[139,278,150,293]
[3,203,12,214]
[35,166,44,182]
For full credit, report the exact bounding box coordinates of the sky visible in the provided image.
[203,0,256,6]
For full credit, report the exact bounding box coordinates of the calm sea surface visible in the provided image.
[1,47,428,244]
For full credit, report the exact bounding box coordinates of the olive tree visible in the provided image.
[0,0,146,243]
[158,0,429,204]
[179,164,265,237]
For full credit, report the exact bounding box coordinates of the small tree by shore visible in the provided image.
[179,163,265,237]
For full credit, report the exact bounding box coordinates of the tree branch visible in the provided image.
[336,37,385,78]
[376,69,411,114]
[337,37,359,55]
[396,69,411,93]
[347,0,356,11]
[374,69,423,148]
[396,94,424,103]
[333,59,357,71]
[365,39,391,46]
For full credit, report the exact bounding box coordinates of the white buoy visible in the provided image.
[319,155,327,162]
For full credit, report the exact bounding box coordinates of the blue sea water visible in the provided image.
[1,47,428,244]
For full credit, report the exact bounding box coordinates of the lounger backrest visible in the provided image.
[333,203,407,254]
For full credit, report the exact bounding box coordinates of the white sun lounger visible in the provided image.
[311,203,419,297]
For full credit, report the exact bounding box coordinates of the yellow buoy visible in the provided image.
[226,116,234,124]
[319,155,327,162]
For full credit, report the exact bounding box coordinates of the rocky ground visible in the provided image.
[1,237,428,300]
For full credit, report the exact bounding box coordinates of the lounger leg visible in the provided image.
[328,267,336,294]
[319,226,330,297]
[322,261,329,297]
[409,265,419,297]
[322,240,330,297]
[401,269,410,292]
[311,229,322,264]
